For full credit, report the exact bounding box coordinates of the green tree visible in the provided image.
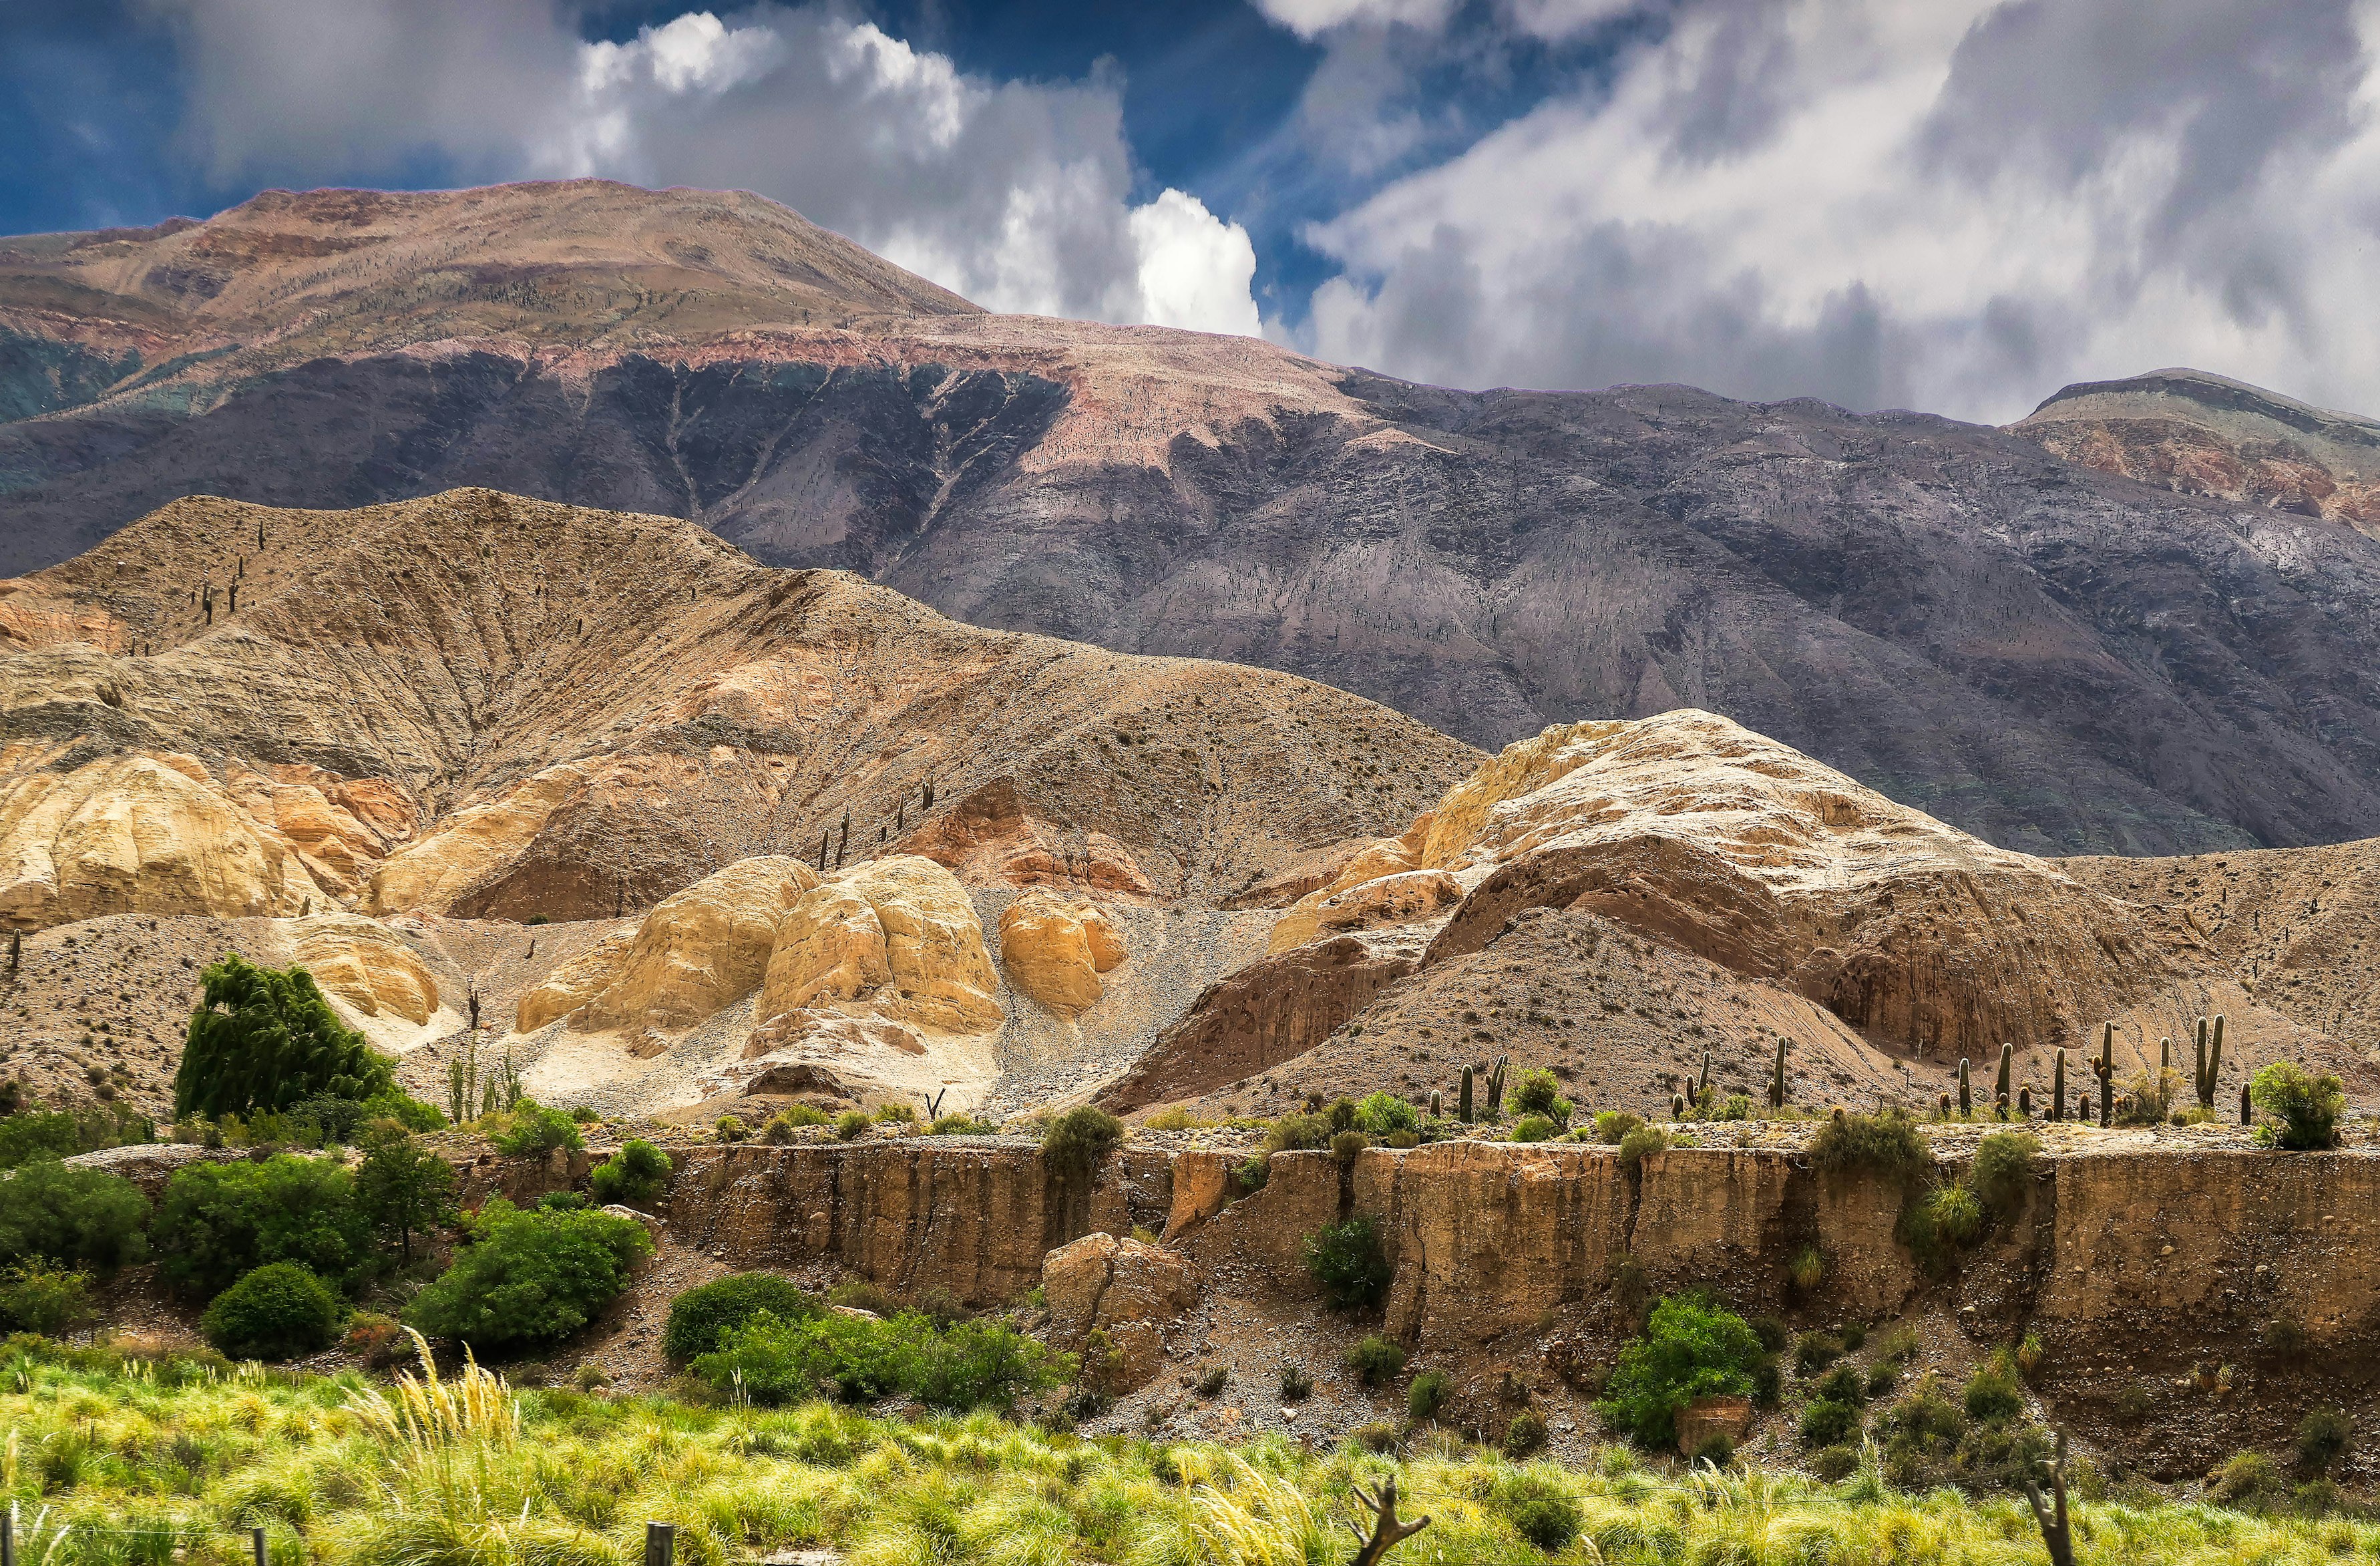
[589,1139,672,1205]
[353,1123,459,1264]
[404,1199,651,1350]
[1595,1292,1765,1448]
[153,1154,371,1297]
[491,1102,584,1159]
[174,954,396,1119]
[0,1160,149,1271]
[200,1263,344,1360]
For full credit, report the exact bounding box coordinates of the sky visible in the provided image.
[5,0,2379,424]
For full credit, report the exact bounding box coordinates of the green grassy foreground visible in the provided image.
[2,1338,2369,1566]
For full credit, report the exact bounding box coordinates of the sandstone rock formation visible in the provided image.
[288,914,438,1026]
[580,856,818,1031]
[998,892,1127,1015]
[1040,1231,1197,1394]
[1266,868,1460,956]
[759,856,1000,1036]
[517,930,636,1032]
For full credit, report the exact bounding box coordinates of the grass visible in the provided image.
[0,1336,2373,1565]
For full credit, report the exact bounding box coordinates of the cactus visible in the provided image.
[2018,1086,2033,1119]
[817,830,830,872]
[1486,1055,1509,1118]
[447,1055,466,1123]
[1700,1049,1712,1103]
[924,779,936,810]
[7,930,16,974]
[1769,1037,1788,1111]
[1672,1093,1686,1121]
[1938,1093,1953,1119]
[2051,1048,2066,1122]
[2094,1021,2115,1128]
[1429,1090,1442,1119]
[2194,1014,2225,1111]
[1996,1043,2013,1119]
[2159,1035,2170,1074]
[1957,1057,1971,1117]
[227,584,237,612]
[1459,1065,1474,1123]
[2240,1081,2253,1125]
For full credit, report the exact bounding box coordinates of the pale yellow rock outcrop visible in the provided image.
[517,930,636,1032]
[997,890,1127,1015]
[288,914,439,1025]
[1266,867,1463,954]
[759,855,1002,1035]
[0,754,320,927]
[366,764,586,915]
[582,855,819,1030]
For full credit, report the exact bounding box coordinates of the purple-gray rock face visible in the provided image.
[7,182,2380,856]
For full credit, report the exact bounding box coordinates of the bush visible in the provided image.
[589,1139,672,1205]
[1800,1398,1862,1447]
[201,1263,343,1360]
[1788,1245,1824,1292]
[1197,1363,1230,1397]
[1265,1112,1332,1153]
[1808,1109,1929,1181]
[690,1306,1064,1412]
[1593,1110,1645,1145]
[1041,1105,1125,1177]
[492,1101,584,1159]
[1350,1420,1398,1454]
[663,1271,817,1362]
[174,954,396,1119]
[1617,1125,1670,1169]
[833,1111,871,1141]
[1408,1368,1450,1420]
[715,1115,746,1143]
[1866,1361,1901,1400]
[1304,1215,1392,1311]
[1692,1432,1737,1466]
[403,1199,652,1350]
[2252,1062,2344,1151]
[0,1103,152,1170]
[341,1310,407,1366]
[0,1159,149,1271]
[1794,1332,1840,1376]
[155,1155,367,1297]
[1500,1473,1578,1549]
[1750,1315,1788,1352]
[1810,1445,1860,1483]
[2298,1406,2351,1475]
[1355,1092,1417,1137]
[1595,1292,1764,1448]
[1346,1334,1406,1387]
[1502,1408,1548,1458]
[1925,1184,1983,1244]
[1509,1115,1557,1143]
[927,1114,997,1136]
[536,1191,590,1212]
[1816,1364,1867,1406]
[357,1093,447,1133]
[1330,1129,1370,1161]
[353,1123,458,1265]
[0,1261,93,1334]
[1279,1362,1314,1401]
[1511,1068,1569,1122]
[1970,1131,2041,1215]
[1963,1356,2025,1422]
[2209,1450,2287,1507]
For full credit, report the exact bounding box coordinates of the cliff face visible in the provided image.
[9,187,2380,855]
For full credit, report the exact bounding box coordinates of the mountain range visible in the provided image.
[5,181,2380,857]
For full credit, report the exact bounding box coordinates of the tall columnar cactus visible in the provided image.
[1672,1093,1687,1121]
[1996,1044,2013,1119]
[1957,1057,1971,1117]
[1699,1049,1712,1106]
[2195,1014,2225,1111]
[1458,1065,1474,1124]
[2094,1021,2116,1128]
[2052,1048,2067,1123]
[1429,1090,1442,1119]
[1769,1037,1788,1111]
[1486,1056,1509,1118]
[2239,1081,2253,1126]
[2018,1087,2033,1119]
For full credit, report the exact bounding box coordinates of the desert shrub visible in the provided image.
[715,1115,746,1143]
[589,1139,672,1205]
[1878,1374,1969,1487]
[1355,1092,1417,1137]
[1279,1362,1314,1401]
[2252,1062,2345,1151]
[2263,1314,2313,1362]
[1839,1322,1867,1352]
[1595,1292,1763,1449]
[1616,1125,1670,1170]
[492,1101,584,1158]
[1408,1368,1450,1420]
[536,1191,589,1212]
[1509,1115,1557,1143]
[2298,1406,2352,1475]
[0,1159,149,1271]
[1326,1097,1359,1133]
[341,1310,407,1365]
[568,1105,600,1123]
[1330,1129,1370,1161]
[1502,1408,1548,1458]
[1304,1215,1392,1311]
[1196,1362,1230,1397]
[1970,1131,2041,1215]
[1499,1471,1577,1548]
[1692,1432,1737,1466]
[403,1199,652,1350]
[353,1123,458,1265]
[664,1271,817,1362]
[1788,1245,1824,1292]
[357,1093,446,1133]
[874,1102,916,1125]
[827,1279,900,1318]
[1800,1398,1862,1447]
[1876,1325,1922,1362]
[154,1154,367,1297]
[1808,1109,1929,1181]
[174,954,398,1121]
[1750,1315,1788,1352]
[1963,1356,2025,1422]
[2116,1067,2178,1126]
[1346,1334,1406,1386]
[1593,1110,1645,1145]
[1751,1360,1782,1408]
[1717,1094,1754,1121]
[1042,1105,1125,1177]
[927,1114,998,1136]
[692,1308,1061,1408]
[0,1261,94,1334]
[0,1103,152,1170]
[201,1263,343,1360]
[2015,1330,2044,1378]
[1511,1068,1570,1123]
[1866,1362,1901,1399]
[1810,1445,1860,1483]
[2209,1450,2287,1508]
[1927,1184,1983,1244]
[1816,1364,1867,1406]
[1793,1332,1841,1376]
[833,1111,871,1141]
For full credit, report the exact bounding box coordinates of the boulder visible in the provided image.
[1040,1231,1195,1394]
[998,890,1127,1015]
[759,855,1000,1035]
[289,914,439,1024]
[582,855,819,1030]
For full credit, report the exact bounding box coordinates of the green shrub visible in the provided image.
[692,1306,1064,1412]
[1963,1356,2024,1422]
[1617,1125,1670,1169]
[833,1111,871,1141]
[1788,1245,1824,1292]
[1330,1129,1370,1160]
[1266,1112,1332,1153]
[1865,1361,1901,1400]
[1692,1431,1737,1466]
[1326,1097,1359,1133]
[403,1199,652,1350]
[1408,1368,1450,1420]
[0,1261,94,1334]
[663,1271,817,1362]
[1810,1445,1860,1483]
[1751,1360,1782,1407]
[1926,1185,1983,1244]
[1502,1408,1547,1458]
[1838,1322,1867,1352]
[927,1114,998,1136]
[1808,1109,1929,1181]
[536,1191,590,1212]
[1969,1131,2041,1215]
[1355,1093,1417,1137]
[1718,1094,1754,1121]
[1793,1332,1840,1375]
[1815,1364,1866,1406]
[174,954,396,1119]
[1042,1105,1125,1177]
[1750,1316,1788,1352]
[1800,1398,1862,1447]
[2209,1450,2286,1507]
[201,1263,343,1360]
[0,1103,152,1170]
[1303,1215,1392,1311]
[1346,1334,1406,1386]
[155,1154,368,1297]
[2298,1406,2351,1475]
[492,1102,584,1158]
[357,1093,446,1133]
[1197,1363,1230,1397]
[715,1115,746,1143]
[1509,1115,1557,1143]
[1511,1068,1569,1123]
[1595,1292,1764,1448]
[2251,1062,2344,1151]
[1593,1110,1645,1145]
[1499,1473,1579,1549]
[589,1139,672,1205]
[0,1159,149,1271]
[1279,1362,1314,1401]
[353,1123,458,1265]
